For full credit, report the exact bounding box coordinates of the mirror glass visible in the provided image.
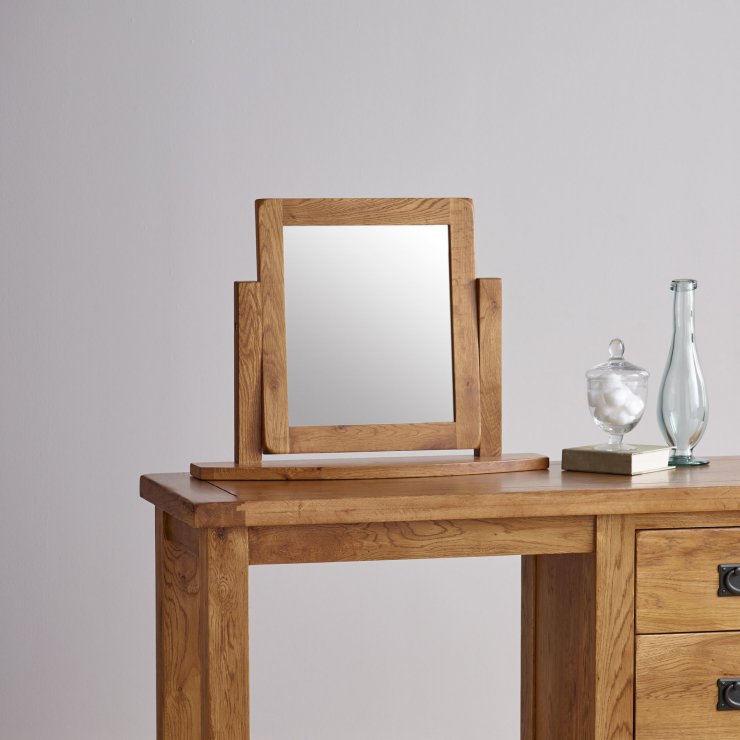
[283,225,454,426]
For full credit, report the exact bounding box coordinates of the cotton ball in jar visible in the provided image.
[624,393,645,418]
[603,384,631,409]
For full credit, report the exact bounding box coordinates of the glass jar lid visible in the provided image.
[586,338,649,383]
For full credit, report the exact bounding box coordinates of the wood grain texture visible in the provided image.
[157,511,202,740]
[199,526,249,740]
[633,511,740,530]
[248,515,593,565]
[281,197,451,225]
[521,553,596,739]
[255,199,289,453]
[476,278,502,457]
[637,527,740,634]
[288,422,458,454]
[142,475,237,528]
[155,512,250,739]
[449,198,481,448]
[234,282,262,465]
[521,555,536,740]
[191,452,549,481]
[594,515,635,740]
[143,458,740,529]
[636,631,740,739]
[164,511,198,555]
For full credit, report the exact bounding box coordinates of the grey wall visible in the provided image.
[2,2,740,738]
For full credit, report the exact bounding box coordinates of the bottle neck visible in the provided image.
[673,288,696,339]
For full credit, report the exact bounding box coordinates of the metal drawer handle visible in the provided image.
[718,564,740,596]
[718,679,740,711]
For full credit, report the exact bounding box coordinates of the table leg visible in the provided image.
[594,515,635,740]
[521,553,595,739]
[156,511,250,739]
[521,555,536,740]
[521,518,636,740]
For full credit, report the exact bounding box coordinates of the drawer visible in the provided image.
[636,527,740,634]
[636,632,740,739]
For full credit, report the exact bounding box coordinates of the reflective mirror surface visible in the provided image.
[284,225,454,426]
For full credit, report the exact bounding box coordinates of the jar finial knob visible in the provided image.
[608,338,624,360]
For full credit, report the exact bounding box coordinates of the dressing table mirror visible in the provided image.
[191,198,548,480]
[283,223,454,427]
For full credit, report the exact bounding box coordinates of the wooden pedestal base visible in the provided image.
[190,452,549,481]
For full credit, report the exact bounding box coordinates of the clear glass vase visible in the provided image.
[657,279,709,466]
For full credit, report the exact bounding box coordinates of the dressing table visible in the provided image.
[141,199,740,738]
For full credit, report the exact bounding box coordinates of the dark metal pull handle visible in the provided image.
[718,679,740,710]
[718,564,740,596]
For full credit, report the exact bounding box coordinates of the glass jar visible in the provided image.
[586,338,649,449]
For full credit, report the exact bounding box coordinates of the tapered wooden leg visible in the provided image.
[156,511,250,739]
[521,553,596,739]
[594,515,635,740]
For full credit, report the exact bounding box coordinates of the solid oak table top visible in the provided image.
[141,456,740,528]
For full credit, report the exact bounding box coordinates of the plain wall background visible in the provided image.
[2,2,740,738]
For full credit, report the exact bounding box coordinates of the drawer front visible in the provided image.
[636,632,740,739]
[637,527,740,634]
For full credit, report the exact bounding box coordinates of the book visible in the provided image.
[561,444,673,476]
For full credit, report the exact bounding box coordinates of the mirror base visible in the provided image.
[190,453,549,481]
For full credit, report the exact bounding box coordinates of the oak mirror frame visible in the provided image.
[257,198,481,455]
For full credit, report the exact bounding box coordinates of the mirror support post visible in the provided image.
[234,281,263,466]
[476,278,503,458]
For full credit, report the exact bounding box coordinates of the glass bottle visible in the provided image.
[657,279,709,466]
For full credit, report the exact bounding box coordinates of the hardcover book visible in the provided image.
[561,444,673,476]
